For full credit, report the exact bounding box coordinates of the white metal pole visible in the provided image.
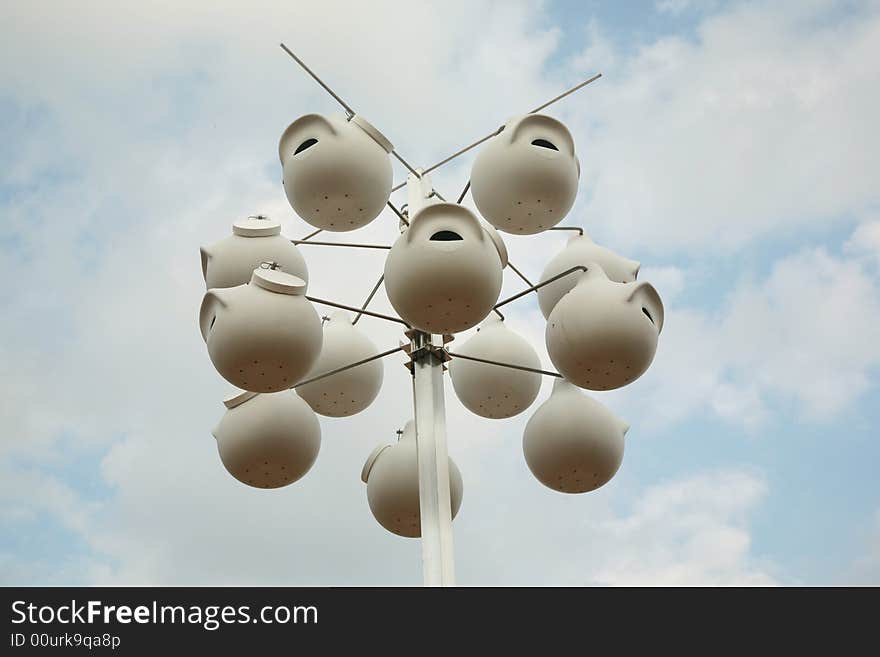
[407,170,456,586]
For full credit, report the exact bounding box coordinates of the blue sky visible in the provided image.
[1,0,879,585]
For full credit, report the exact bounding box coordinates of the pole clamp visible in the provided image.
[403,330,453,373]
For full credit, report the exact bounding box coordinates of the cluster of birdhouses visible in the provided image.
[197,108,663,539]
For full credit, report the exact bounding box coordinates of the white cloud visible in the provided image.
[655,0,695,14]
[720,247,880,417]
[845,509,880,585]
[640,264,686,302]
[0,452,776,585]
[845,219,880,266]
[656,0,722,15]
[589,469,776,585]
[565,0,880,256]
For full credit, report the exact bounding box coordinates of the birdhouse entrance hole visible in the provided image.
[429,230,463,241]
[294,138,318,155]
[530,138,558,150]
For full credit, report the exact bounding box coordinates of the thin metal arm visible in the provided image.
[529,73,603,114]
[391,129,500,193]
[447,351,562,378]
[280,43,356,116]
[298,228,325,241]
[548,226,584,236]
[291,240,391,250]
[456,181,471,204]
[392,151,423,179]
[280,43,426,196]
[390,73,603,191]
[494,265,588,311]
[421,129,500,177]
[353,275,385,325]
[387,200,410,227]
[306,295,411,328]
[295,346,404,388]
[507,261,533,287]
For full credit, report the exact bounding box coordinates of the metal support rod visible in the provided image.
[493,265,588,311]
[280,43,424,191]
[391,130,500,193]
[529,73,603,114]
[456,181,471,204]
[390,73,602,191]
[291,240,392,250]
[408,170,455,587]
[420,131,499,177]
[392,150,423,179]
[298,228,325,241]
[507,261,533,287]
[306,295,410,328]
[548,226,584,236]
[387,200,410,227]
[280,43,356,117]
[446,351,562,378]
[294,346,403,388]
[353,275,385,325]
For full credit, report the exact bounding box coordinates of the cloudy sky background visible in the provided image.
[1,0,879,585]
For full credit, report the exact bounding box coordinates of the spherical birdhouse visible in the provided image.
[200,215,308,290]
[213,389,321,489]
[546,265,664,391]
[537,231,640,319]
[279,113,393,232]
[361,420,463,538]
[470,114,579,235]
[384,203,505,334]
[449,315,541,418]
[297,311,384,417]
[523,378,629,493]
[199,267,323,392]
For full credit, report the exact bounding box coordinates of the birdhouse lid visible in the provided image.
[232,215,282,237]
[223,389,259,409]
[481,222,509,268]
[250,267,307,295]
[350,114,394,153]
[361,444,392,483]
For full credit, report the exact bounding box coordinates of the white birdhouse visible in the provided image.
[449,315,541,419]
[384,203,506,334]
[470,114,579,235]
[537,231,640,319]
[361,420,463,538]
[213,389,321,489]
[199,267,323,392]
[297,311,384,417]
[200,215,308,290]
[523,378,629,493]
[279,114,393,232]
[546,265,664,390]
